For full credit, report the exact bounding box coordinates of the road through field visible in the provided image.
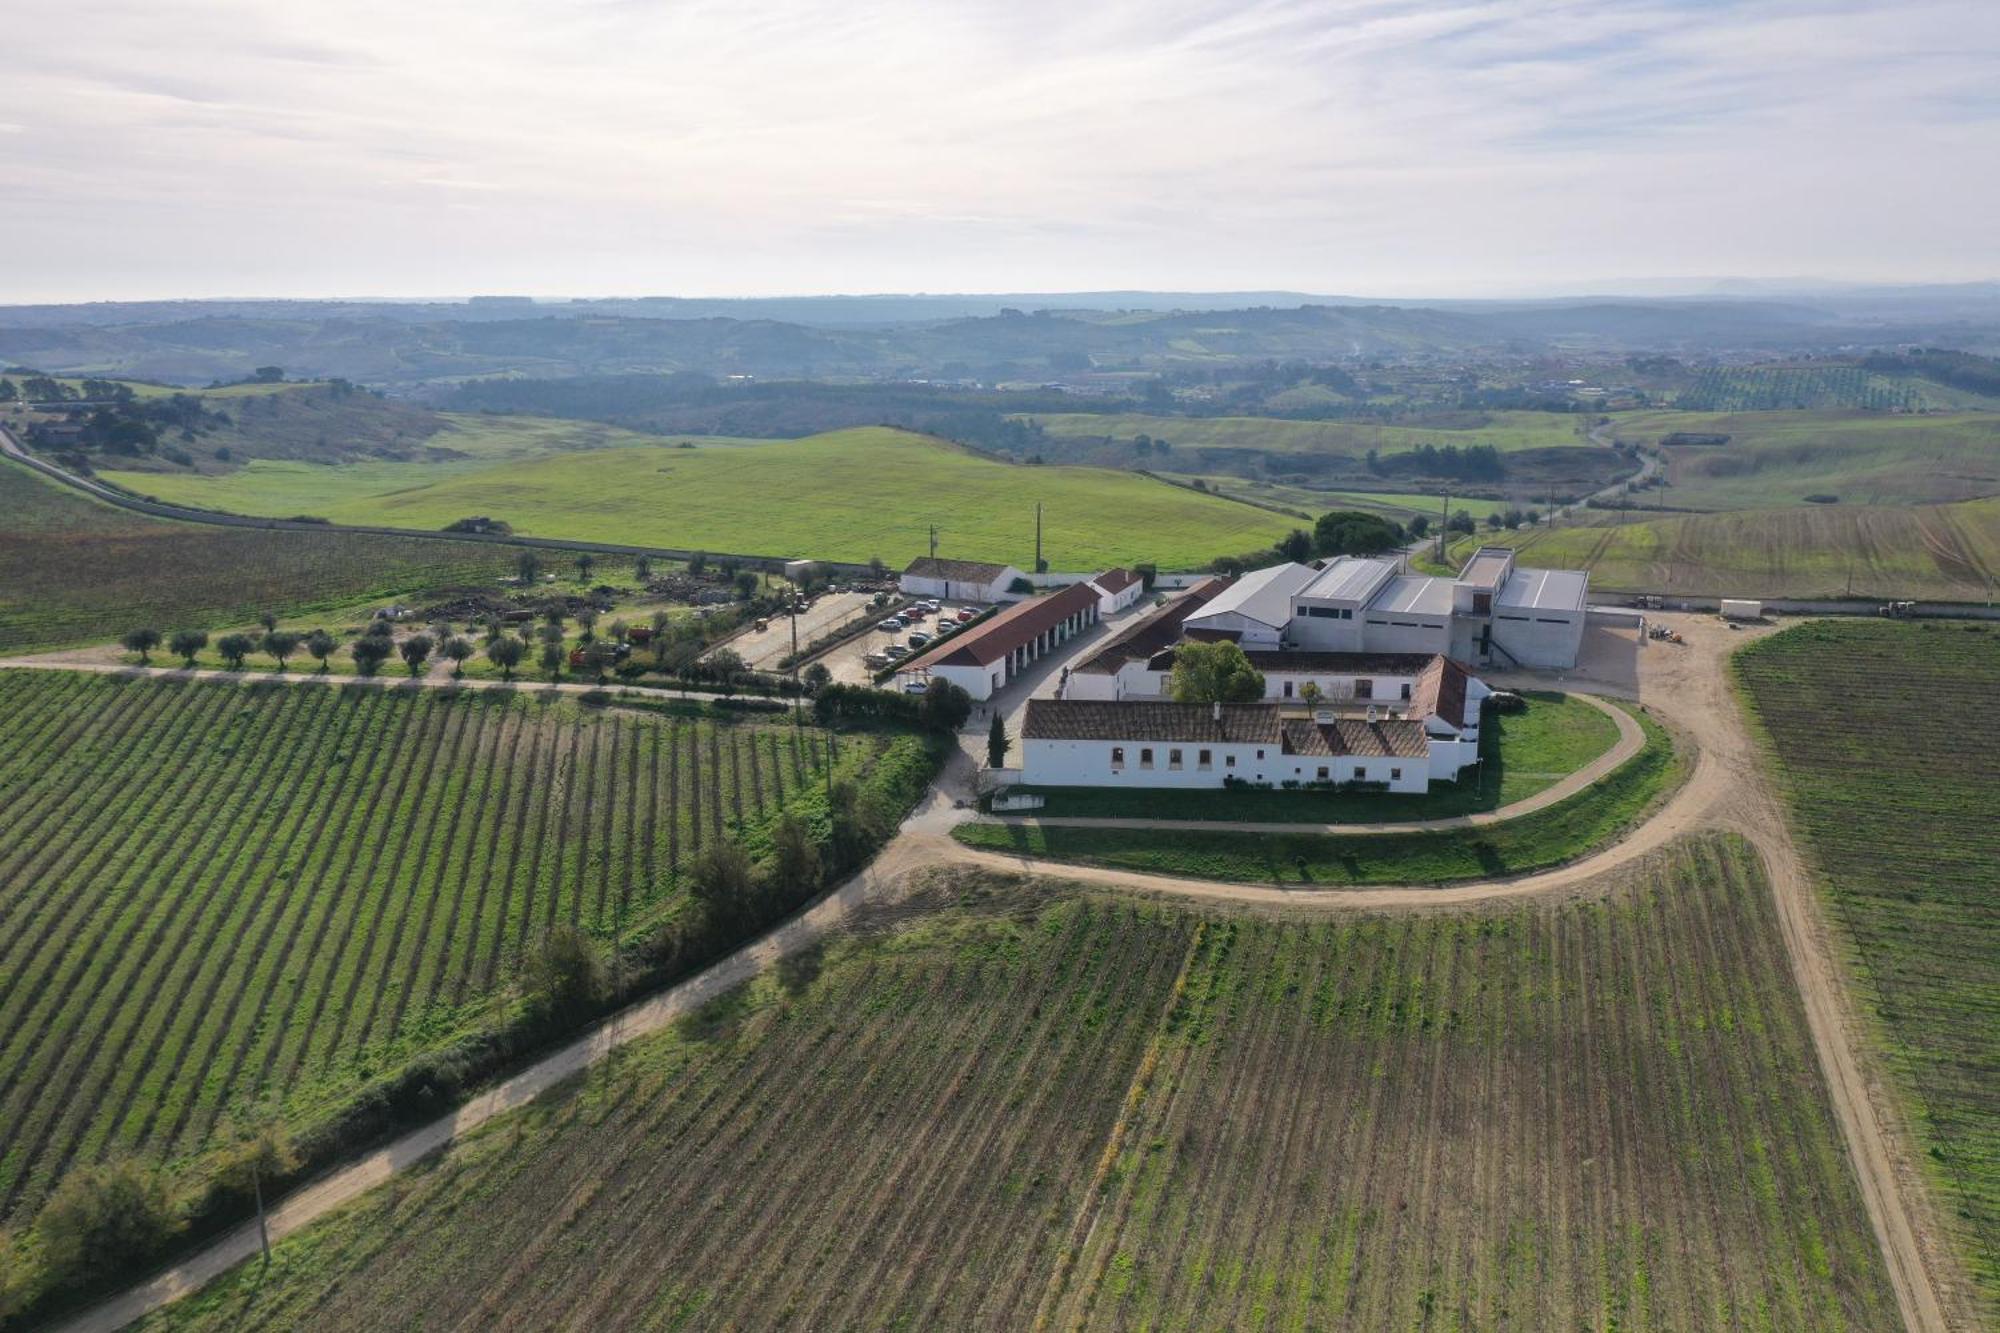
[47,614,1958,1331]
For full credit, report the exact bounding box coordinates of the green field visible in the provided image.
[105,427,1301,570]
[0,670,907,1225]
[0,457,526,654]
[1459,497,2000,599]
[1736,621,2000,1312]
[140,835,1896,1330]
[1018,409,1590,456]
[1609,409,2000,510]
[1020,690,1620,822]
[962,704,1678,882]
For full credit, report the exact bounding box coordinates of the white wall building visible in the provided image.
[1086,567,1145,615]
[895,581,1101,701]
[1180,562,1318,648]
[899,557,1027,603]
[1063,578,1228,702]
[1177,547,1587,670]
[1020,699,1471,794]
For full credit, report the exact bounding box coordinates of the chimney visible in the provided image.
[1212,700,1221,721]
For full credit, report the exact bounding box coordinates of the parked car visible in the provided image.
[864,652,890,669]
[877,617,905,632]
[908,632,931,648]
[884,644,910,659]
[955,608,977,623]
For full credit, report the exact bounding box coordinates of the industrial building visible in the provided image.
[1180,546,1587,670]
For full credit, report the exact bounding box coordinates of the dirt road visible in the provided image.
[47,613,1961,1331]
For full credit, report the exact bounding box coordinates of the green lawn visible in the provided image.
[1456,497,2000,600]
[106,427,1302,570]
[1019,409,1590,456]
[1018,690,1621,822]
[960,707,1679,884]
[1608,408,2000,510]
[1736,621,2000,1316]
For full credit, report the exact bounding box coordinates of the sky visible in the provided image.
[3,0,1996,302]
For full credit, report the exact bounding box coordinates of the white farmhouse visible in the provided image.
[1063,577,1227,701]
[1020,699,1473,794]
[1085,567,1145,615]
[899,557,1027,603]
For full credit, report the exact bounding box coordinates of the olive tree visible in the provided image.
[169,629,208,668]
[262,629,300,671]
[304,628,338,671]
[120,627,161,663]
[398,633,434,678]
[442,635,475,678]
[1168,640,1266,705]
[487,635,525,680]
[215,632,255,669]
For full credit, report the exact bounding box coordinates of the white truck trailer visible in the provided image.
[1719,599,1763,621]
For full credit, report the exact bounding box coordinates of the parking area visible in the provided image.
[716,591,878,671]
[817,598,988,686]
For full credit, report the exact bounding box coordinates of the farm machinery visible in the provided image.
[1647,623,1686,645]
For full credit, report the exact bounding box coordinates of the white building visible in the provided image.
[1064,578,1228,701]
[1019,698,1475,794]
[1178,546,1587,670]
[1179,562,1318,648]
[899,557,1027,603]
[1086,567,1145,615]
[894,581,1101,700]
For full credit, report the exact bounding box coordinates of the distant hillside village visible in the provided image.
[895,546,1586,796]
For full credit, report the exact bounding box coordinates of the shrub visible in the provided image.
[520,924,607,1019]
[35,1159,179,1290]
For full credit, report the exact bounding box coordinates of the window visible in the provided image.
[1140,748,1154,769]
[1400,683,1413,701]
[1355,679,1373,700]
[1353,766,1366,780]
[1316,766,1329,780]
[1168,748,1183,770]
[1198,749,1212,770]
[1282,680,1294,698]
[1472,592,1491,614]
[1256,749,1265,760]
[1391,767,1402,781]
[1224,754,1236,768]
[1110,746,1125,767]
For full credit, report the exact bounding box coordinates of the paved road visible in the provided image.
[47,611,1960,1333]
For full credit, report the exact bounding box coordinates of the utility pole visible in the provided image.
[1034,503,1043,574]
[1437,493,1451,565]
[789,586,801,724]
[929,525,938,560]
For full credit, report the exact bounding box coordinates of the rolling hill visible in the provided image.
[106,427,1303,570]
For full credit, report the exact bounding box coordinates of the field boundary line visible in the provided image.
[1029,919,1208,1332]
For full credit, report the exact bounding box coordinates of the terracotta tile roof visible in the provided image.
[901,556,1015,584]
[1283,718,1430,759]
[1072,579,1226,675]
[898,581,1100,672]
[1090,567,1140,594]
[1409,655,1473,730]
[1022,699,1283,744]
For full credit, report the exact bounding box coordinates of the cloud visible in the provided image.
[0,0,1994,299]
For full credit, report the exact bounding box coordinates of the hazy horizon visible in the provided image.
[4,0,1996,304]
